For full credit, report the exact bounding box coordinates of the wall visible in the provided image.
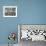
[0,0,46,44]
[0,0,18,44]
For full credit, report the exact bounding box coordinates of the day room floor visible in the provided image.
[19,39,46,46]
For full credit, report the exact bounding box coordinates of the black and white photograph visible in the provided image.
[3,6,17,17]
[18,25,46,46]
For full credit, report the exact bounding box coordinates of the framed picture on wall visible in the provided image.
[18,24,46,42]
[3,6,17,17]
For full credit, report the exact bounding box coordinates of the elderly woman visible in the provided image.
[8,32,16,41]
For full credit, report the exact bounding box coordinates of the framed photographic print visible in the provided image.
[3,6,17,17]
[18,24,46,42]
